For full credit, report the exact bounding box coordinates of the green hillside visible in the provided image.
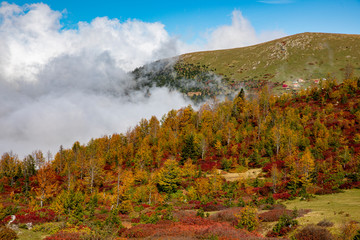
[180,32,360,93]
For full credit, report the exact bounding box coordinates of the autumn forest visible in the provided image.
[1,74,360,239]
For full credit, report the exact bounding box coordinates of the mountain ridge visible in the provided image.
[179,32,360,93]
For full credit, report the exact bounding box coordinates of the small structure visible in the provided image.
[298,78,305,83]
[313,79,320,84]
[187,92,202,97]
[293,83,300,88]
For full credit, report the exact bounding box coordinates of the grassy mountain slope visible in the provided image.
[180,32,360,93]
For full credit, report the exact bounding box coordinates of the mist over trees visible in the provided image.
[0,73,360,239]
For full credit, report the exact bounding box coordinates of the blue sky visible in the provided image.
[6,0,360,43]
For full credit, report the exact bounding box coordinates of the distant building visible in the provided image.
[313,79,320,84]
[298,78,305,83]
[293,83,300,88]
[187,92,202,97]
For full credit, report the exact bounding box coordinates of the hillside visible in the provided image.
[181,32,360,92]
[1,76,360,239]
[133,32,360,101]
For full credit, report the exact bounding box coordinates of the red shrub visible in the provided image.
[210,207,242,223]
[259,209,293,222]
[262,160,285,174]
[121,216,264,239]
[273,192,291,200]
[195,201,227,211]
[13,208,57,225]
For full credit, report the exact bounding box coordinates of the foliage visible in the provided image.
[316,219,334,227]
[32,222,63,235]
[259,209,293,222]
[235,206,259,231]
[0,225,18,240]
[0,70,360,238]
[271,213,298,236]
[294,224,334,240]
[156,159,181,193]
[13,208,57,225]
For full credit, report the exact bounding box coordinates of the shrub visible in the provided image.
[44,231,82,240]
[340,221,360,240]
[273,192,291,200]
[267,213,298,237]
[13,209,57,225]
[354,230,360,240]
[0,225,18,240]
[235,206,259,231]
[195,202,226,212]
[259,209,293,222]
[210,207,242,223]
[295,224,334,240]
[32,222,63,235]
[316,219,334,227]
[118,200,133,214]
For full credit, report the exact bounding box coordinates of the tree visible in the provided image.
[156,159,181,193]
[181,134,198,164]
[271,164,282,193]
[34,162,59,207]
[86,139,103,194]
[300,148,315,188]
[22,155,36,194]
[0,152,19,187]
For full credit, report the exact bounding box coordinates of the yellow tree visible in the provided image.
[299,148,315,189]
[0,152,19,187]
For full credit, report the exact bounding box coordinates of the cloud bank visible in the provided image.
[0,3,285,157]
[0,2,188,157]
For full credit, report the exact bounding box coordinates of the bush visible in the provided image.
[0,225,18,240]
[235,206,259,231]
[273,192,291,200]
[44,231,82,240]
[340,221,360,240]
[195,202,226,212]
[316,219,334,227]
[210,207,242,223]
[295,224,334,240]
[32,222,63,235]
[118,200,133,214]
[13,208,57,225]
[267,213,298,237]
[259,209,293,222]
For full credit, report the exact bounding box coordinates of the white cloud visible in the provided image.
[205,10,286,50]
[0,3,285,157]
[0,2,180,82]
[0,2,188,157]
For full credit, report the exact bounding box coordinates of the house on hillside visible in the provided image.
[313,79,320,84]
[293,82,300,88]
[298,78,305,83]
[187,92,202,97]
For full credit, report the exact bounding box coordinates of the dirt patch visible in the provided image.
[221,168,262,182]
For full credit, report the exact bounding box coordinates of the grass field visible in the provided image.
[16,228,48,240]
[181,32,360,93]
[284,189,360,235]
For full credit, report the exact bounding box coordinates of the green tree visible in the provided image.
[156,159,181,193]
[181,134,198,164]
